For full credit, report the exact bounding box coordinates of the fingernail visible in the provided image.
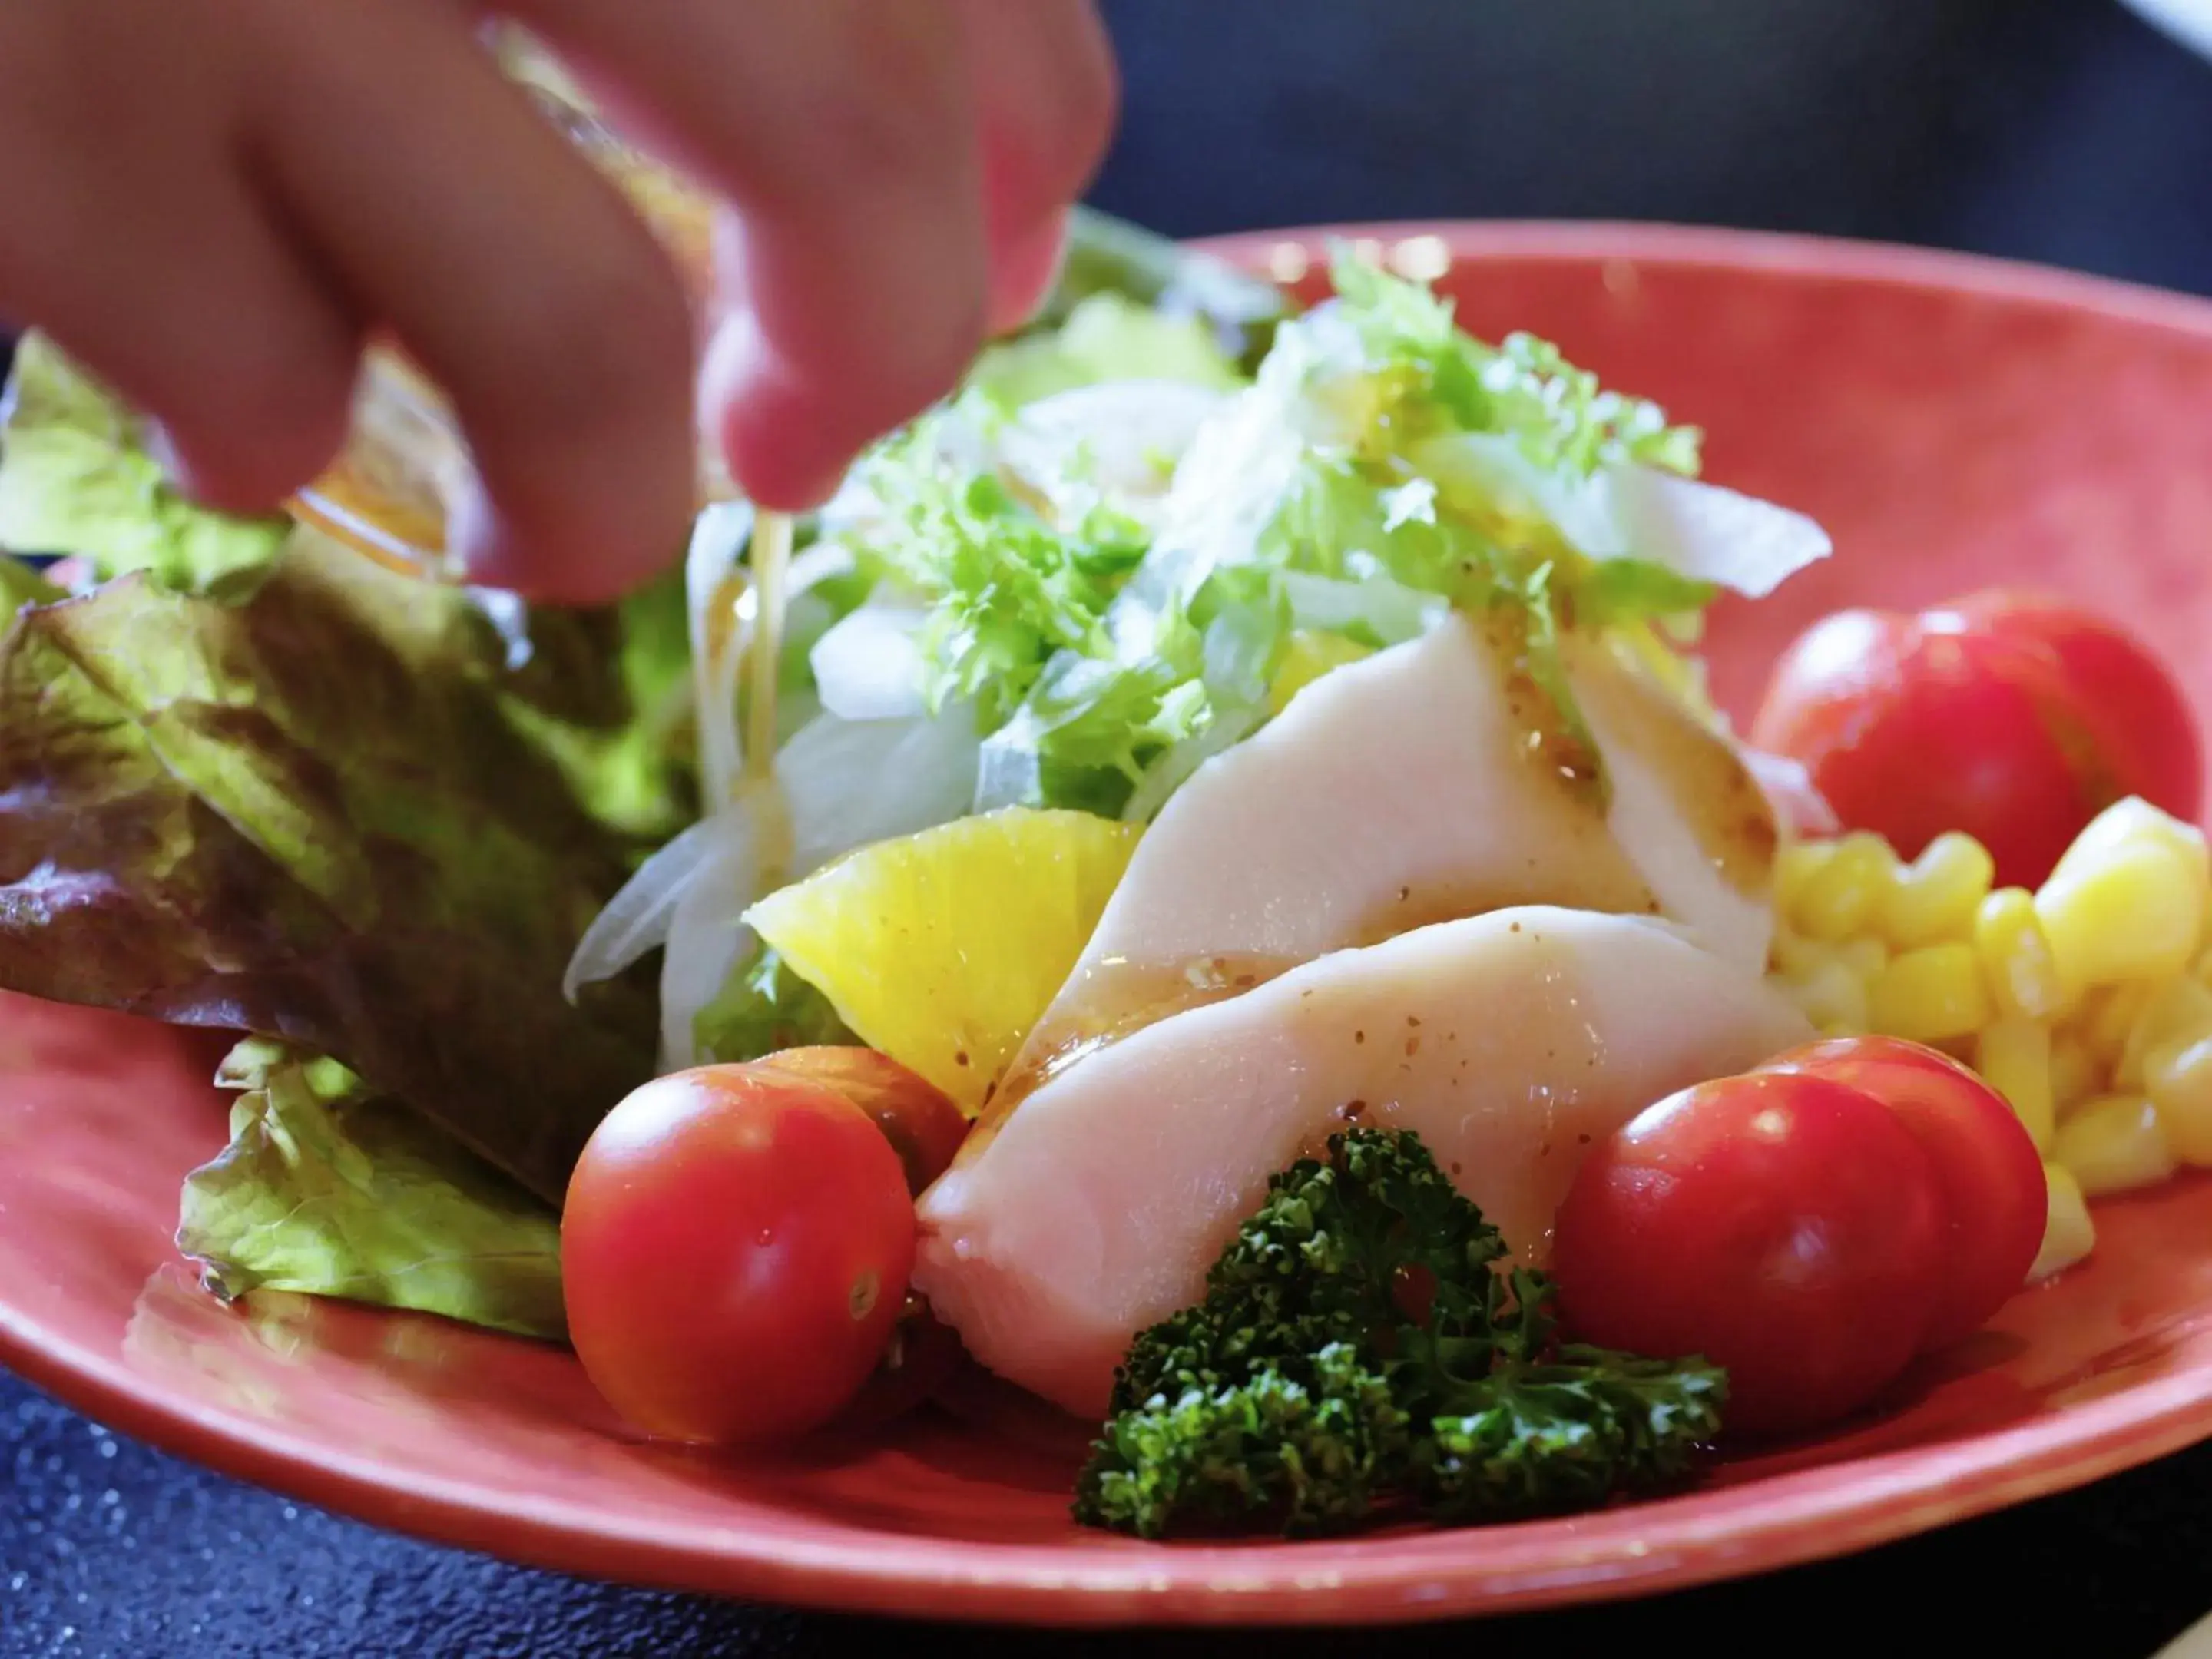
[986,208,1072,336]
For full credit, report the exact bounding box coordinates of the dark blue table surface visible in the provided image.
[11,2,2212,1654]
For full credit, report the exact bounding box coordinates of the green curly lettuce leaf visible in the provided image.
[969,291,1250,409]
[845,245,1753,821]
[179,1038,565,1339]
[692,943,853,1065]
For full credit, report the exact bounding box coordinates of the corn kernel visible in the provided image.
[2035,808,2208,990]
[1977,1017,2056,1154]
[1974,887,2065,1021]
[2116,975,2212,1092]
[1836,935,1889,985]
[2082,981,2154,1065]
[2028,1164,2095,1281]
[1770,927,1826,980]
[2051,796,2212,889]
[2050,1031,2104,1114]
[1867,942,1992,1043]
[1783,960,1870,1032]
[2055,1094,2177,1197]
[2147,1035,2212,1167]
[1880,831,1995,949]
[1793,833,1899,942]
[1775,839,1837,919]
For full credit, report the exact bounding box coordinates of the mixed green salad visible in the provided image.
[0,224,1822,1337]
[0,218,1312,1338]
[0,212,1846,1537]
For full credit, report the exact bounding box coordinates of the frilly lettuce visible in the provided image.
[969,293,1247,409]
[822,247,1827,820]
[1033,205,1290,371]
[691,945,853,1065]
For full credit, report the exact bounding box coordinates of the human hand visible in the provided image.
[0,2,1117,601]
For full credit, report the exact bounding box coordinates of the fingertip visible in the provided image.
[985,208,1071,336]
[452,406,694,604]
[697,310,856,513]
[144,382,353,521]
[452,471,690,605]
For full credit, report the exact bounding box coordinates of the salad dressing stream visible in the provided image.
[742,511,796,890]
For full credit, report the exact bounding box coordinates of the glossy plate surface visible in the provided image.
[7,224,2212,1626]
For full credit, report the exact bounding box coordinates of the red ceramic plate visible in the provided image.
[7,223,2212,1628]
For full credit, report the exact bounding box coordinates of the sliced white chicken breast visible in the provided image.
[916,906,1812,1416]
[1002,613,1777,1098]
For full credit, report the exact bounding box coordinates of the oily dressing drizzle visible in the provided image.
[743,510,796,892]
[1569,637,1778,899]
[1345,609,1661,944]
[970,608,1664,1149]
[957,603,1777,1157]
[976,952,1296,1144]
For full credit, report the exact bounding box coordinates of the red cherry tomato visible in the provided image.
[562,1062,916,1445]
[750,1046,969,1194]
[1551,1071,1945,1439]
[1750,591,2201,889]
[1757,1036,2045,1350]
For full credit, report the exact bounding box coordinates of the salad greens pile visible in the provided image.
[0,212,1823,1353]
[580,244,1826,1071]
[836,247,1720,822]
[0,217,1292,1339]
[0,339,687,1336]
[1075,1128,1725,1538]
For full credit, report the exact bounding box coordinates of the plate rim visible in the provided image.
[10,218,2212,1627]
[10,1263,2212,1628]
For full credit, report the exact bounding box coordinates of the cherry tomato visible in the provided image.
[562,1062,916,1445]
[750,1046,969,1194]
[1551,1071,1945,1439]
[1757,1035,2045,1350]
[1750,591,2201,888]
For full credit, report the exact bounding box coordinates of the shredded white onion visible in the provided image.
[972,720,1042,813]
[1608,467,1833,600]
[684,502,754,808]
[561,813,725,1001]
[637,702,982,1070]
[998,379,1227,527]
[1742,746,1841,839]
[810,601,929,722]
[1280,571,1448,646]
[1422,432,1832,600]
[656,805,763,1068]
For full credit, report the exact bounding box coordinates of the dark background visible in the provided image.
[9,1,2212,1654]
